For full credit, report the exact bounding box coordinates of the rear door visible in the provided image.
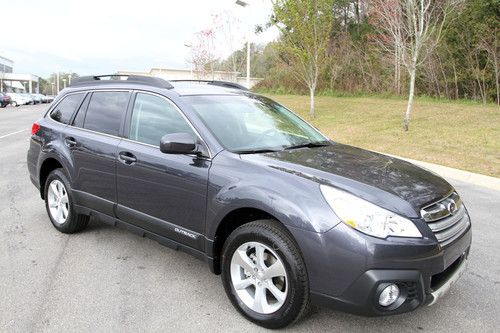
[65,90,131,216]
[115,92,210,250]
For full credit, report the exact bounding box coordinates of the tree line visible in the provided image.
[217,0,499,129]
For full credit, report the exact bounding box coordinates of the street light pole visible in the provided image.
[56,72,60,93]
[184,43,193,79]
[236,0,251,89]
[246,40,250,88]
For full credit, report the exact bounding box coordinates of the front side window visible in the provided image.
[83,91,129,136]
[187,95,327,153]
[49,93,85,124]
[129,93,195,146]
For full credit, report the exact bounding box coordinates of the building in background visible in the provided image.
[117,67,262,89]
[0,55,40,93]
[0,55,13,73]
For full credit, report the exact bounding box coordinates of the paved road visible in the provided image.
[1,104,499,332]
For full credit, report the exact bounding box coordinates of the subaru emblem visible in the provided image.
[447,199,457,214]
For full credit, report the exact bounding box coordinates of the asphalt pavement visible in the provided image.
[0,104,499,332]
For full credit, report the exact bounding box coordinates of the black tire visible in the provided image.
[44,169,89,234]
[221,220,310,329]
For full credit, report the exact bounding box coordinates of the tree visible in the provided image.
[40,72,80,95]
[439,0,499,103]
[189,29,217,79]
[212,10,241,74]
[473,0,500,105]
[371,0,461,131]
[271,0,334,117]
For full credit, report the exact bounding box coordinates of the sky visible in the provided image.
[0,0,279,78]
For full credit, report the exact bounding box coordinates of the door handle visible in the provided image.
[119,151,137,164]
[65,137,77,147]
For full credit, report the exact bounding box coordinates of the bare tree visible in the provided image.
[271,0,333,117]
[189,29,217,80]
[212,10,241,74]
[372,0,461,131]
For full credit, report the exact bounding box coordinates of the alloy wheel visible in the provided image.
[47,179,69,224]
[230,241,288,314]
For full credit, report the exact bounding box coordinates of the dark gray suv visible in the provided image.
[27,75,472,328]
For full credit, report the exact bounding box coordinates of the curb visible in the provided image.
[384,153,500,192]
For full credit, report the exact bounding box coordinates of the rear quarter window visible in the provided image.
[49,93,85,124]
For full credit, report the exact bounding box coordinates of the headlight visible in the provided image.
[320,185,421,239]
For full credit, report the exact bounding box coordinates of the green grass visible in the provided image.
[267,94,500,178]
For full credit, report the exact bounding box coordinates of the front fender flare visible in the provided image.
[205,182,340,240]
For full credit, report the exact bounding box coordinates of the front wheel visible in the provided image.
[44,169,89,233]
[221,220,310,329]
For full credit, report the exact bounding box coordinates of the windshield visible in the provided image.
[187,95,328,153]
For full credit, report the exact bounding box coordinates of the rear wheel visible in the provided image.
[221,220,310,329]
[44,169,89,233]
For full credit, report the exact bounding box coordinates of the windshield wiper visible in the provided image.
[284,141,330,150]
[234,148,283,154]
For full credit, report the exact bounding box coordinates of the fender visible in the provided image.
[37,130,76,187]
[205,180,341,241]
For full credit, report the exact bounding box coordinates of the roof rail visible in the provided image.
[169,80,249,91]
[70,74,174,89]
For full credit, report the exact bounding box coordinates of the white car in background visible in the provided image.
[6,93,30,107]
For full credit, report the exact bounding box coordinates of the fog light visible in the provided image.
[379,284,400,307]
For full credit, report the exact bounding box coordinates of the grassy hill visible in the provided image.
[268,95,500,177]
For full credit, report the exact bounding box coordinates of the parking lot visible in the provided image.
[0,104,499,332]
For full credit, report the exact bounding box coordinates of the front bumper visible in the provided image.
[310,246,470,316]
[290,214,472,316]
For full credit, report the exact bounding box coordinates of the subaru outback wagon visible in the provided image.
[27,75,471,328]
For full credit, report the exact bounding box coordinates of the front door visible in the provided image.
[115,92,210,250]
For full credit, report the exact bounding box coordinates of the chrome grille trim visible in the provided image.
[435,215,470,247]
[427,205,465,232]
[421,192,470,247]
[421,192,462,222]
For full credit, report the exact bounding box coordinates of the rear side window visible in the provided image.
[83,91,129,136]
[49,93,85,124]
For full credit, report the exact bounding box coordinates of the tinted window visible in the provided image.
[49,93,85,124]
[129,93,195,146]
[72,93,91,128]
[84,91,129,136]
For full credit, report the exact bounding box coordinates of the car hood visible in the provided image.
[240,142,453,218]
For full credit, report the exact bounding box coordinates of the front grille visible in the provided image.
[421,192,470,247]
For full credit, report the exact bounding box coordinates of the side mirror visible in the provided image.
[160,133,197,154]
